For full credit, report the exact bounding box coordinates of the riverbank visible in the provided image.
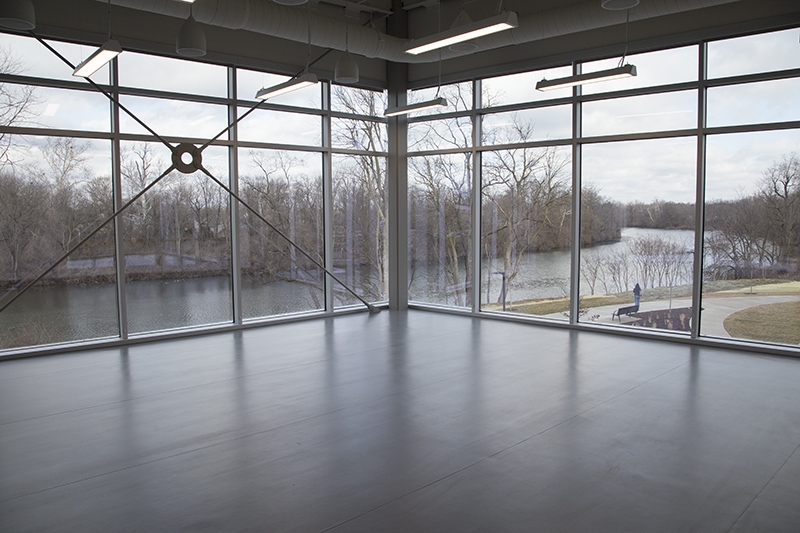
[483,279,800,315]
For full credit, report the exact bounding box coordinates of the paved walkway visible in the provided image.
[576,294,800,337]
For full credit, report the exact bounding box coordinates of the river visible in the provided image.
[0,228,694,348]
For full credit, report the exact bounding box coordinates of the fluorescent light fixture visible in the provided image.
[73,39,122,77]
[384,97,448,117]
[535,63,637,91]
[405,11,518,55]
[255,72,318,100]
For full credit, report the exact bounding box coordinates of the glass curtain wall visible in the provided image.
[0,32,387,353]
[701,28,800,345]
[407,27,800,350]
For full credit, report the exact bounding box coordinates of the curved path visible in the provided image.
[582,294,800,338]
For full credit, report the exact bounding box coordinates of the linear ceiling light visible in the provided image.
[405,11,518,55]
[384,97,448,117]
[73,39,122,77]
[255,72,318,100]
[535,64,637,91]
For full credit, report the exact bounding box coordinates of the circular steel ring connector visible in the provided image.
[172,143,202,174]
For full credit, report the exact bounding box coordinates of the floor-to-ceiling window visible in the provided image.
[0,31,387,352]
[480,66,573,318]
[405,26,800,352]
[701,28,800,345]
[407,82,474,308]
[2,24,799,355]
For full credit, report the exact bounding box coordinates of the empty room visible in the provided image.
[2,0,800,531]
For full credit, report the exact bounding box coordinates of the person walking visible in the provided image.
[633,283,641,307]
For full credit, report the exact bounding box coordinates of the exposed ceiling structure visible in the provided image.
[22,0,800,88]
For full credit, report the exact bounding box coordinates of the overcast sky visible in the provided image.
[2,27,800,204]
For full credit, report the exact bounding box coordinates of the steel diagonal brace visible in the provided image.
[0,165,177,314]
[2,32,380,316]
[197,165,380,313]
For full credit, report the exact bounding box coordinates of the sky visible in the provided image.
[2,26,800,204]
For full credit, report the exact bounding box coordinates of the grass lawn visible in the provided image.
[483,294,630,316]
[723,301,800,344]
[480,279,800,318]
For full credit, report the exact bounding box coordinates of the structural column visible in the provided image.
[386,0,409,310]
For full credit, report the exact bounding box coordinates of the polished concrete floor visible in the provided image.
[2,310,800,532]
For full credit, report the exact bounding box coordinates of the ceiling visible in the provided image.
[23,0,800,89]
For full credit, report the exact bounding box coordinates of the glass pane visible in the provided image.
[25,86,110,132]
[702,129,800,345]
[580,137,697,332]
[482,106,572,145]
[409,116,472,151]
[332,118,387,151]
[408,153,473,307]
[120,142,233,333]
[481,146,572,318]
[238,149,324,318]
[0,136,118,350]
[583,90,697,137]
[408,82,472,117]
[332,154,388,306]
[708,78,800,128]
[708,28,800,79]
[582,45,698,95]
[331,85,387,116]
[118,52,227,97]
[237,68,321,108]
[119,95,227,139]
[0,33,110,83]
[238,107,321,146]
[482,65,573,107]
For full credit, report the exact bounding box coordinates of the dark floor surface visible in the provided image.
[2,310,800,532]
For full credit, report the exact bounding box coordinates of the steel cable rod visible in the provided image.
[5,32,379,318]
[197,165,379,313]
[31,33,175,153]
[0,165,177,314]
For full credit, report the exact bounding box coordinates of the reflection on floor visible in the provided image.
[1,310,800,532]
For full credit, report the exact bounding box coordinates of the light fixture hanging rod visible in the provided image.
[535,64,637,91]
[405,11,518,55]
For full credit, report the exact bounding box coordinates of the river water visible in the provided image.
[0,228,693,348]
[412,227,695,306]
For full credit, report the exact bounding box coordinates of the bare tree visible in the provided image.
[482,117,570,303]
[0,47,38,169]
[331,86,388,301]
[0,170,46,282]
[760,152,800,262]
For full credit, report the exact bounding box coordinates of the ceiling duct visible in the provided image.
[102,0,744,64]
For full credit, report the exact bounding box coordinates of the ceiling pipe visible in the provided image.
[101,0,744,64]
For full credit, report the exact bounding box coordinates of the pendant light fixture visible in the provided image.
[405,11,518,56]
[73,0,121,77]
[536,7,637,91]
[255,1,318,100]
[601,0,640,10]
[447,10,478,53]
[334,16,359,84]
[176,2,206,57]
[0,0,35,31]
